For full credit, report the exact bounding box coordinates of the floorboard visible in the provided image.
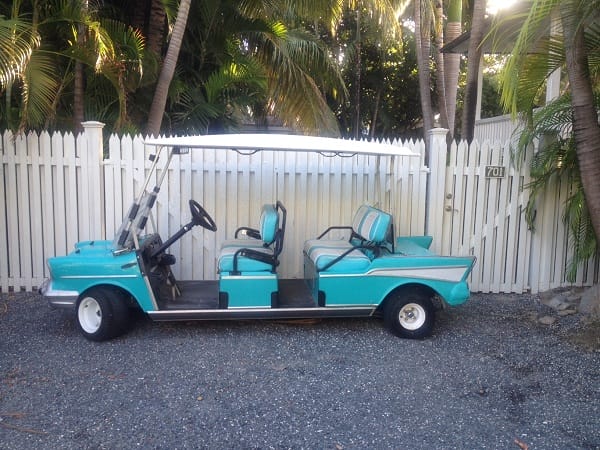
[160,278,316,310]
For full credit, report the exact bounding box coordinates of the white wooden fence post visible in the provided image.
[81,121,105,239]
[426,128,450,254]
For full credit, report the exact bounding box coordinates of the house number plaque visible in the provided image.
[485,166,506,178]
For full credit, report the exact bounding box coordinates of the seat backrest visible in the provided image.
[260,204,279,245]
[351,205,392,244]
[273,201,286,257]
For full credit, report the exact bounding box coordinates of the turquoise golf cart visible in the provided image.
[40,134,476,341]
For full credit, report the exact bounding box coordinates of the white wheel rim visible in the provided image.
[398,302,426,330]
[78,297,102,334]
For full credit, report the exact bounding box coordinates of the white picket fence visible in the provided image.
[1,122,598,293]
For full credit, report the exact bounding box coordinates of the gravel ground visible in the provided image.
[1,290,599,449]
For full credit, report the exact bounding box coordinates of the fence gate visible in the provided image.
[441,138,531,293]
[427,128,599,294]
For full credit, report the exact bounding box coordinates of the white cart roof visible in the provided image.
[145,133,418,157]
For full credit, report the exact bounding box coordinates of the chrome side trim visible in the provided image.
[319,265,470,282]
[147,306,377,321]
[220,275,277,280]
[61,274,138,279]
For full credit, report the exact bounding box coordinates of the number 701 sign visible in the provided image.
[485,166,506,178]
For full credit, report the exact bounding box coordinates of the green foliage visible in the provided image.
[480,56,508,119]
[0,0,145,133]
[1,0,424,137]
[0,17,38,88]
[514,93,599,281]
[149,0,346,135]
[19,50,61,129]
[170,54,268,134]
[499,0,600,279]
[324,6,421,139]
[499,0,564,117]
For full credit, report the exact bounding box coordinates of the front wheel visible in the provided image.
[76,288,130,341]
[384,290,435,339]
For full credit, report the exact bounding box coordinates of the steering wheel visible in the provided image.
[189,200,217,232]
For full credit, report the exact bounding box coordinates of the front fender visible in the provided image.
[45,241,155,312]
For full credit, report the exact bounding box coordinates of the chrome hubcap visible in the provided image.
[78,297,102,334]
[399,303,426,330]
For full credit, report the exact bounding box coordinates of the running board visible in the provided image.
[147,307,377,321]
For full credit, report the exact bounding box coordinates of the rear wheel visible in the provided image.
[76,287,130,341]
[384,289,435,339]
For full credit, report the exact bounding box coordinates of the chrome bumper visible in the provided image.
[39,279,79,310]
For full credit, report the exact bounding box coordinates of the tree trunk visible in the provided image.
[130,0,147,32]
[370,87,382,139]
[74,3,87,132]
[561,4,600,241]
[130,0,165,57]
[354,8,362,140]
[443,0,462,139]
[147,0,167,57]
[415,0,434,159]
[146,0,191,136]
[461,0,486,143]
[73,61,84,132]
[433,0,448,130]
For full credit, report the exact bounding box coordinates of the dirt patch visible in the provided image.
[566,320,600,351]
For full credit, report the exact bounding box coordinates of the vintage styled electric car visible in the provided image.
[40,134,476,341]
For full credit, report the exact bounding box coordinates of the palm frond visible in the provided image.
[172,88,224,133]
[204,56,267,104]
[98,18,145,83]
[500,0,562,115]
[18,50,60,130]
[564,188,597,281]
[83,76,120,123]
[255,25,344,135]
[0,17,39,88]
[514,92,600,281]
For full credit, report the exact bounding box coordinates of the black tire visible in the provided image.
[384,289,435,339]
[76,287,130,341]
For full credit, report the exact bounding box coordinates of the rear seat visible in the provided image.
[303,205,392,272]
[218,201,286,274]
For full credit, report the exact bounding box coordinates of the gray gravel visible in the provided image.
[1,290,599,449]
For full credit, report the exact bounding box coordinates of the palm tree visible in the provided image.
[146,0,189,136]
[461,0,487,143]
[515,94,599,280]
[414,0,434,142]
[324,3,421,138]
[402,0,464,147]
[146,0,348,136]
[433,0,448,130]
[1,0,144,133]
[558,1,600,241]
[129,0,167,57]
[0,15,40,130]
[500,0,600,269]
[443,0,462,139]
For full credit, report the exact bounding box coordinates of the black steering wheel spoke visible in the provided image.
[189,200,217,232]
[149,200,217,259]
